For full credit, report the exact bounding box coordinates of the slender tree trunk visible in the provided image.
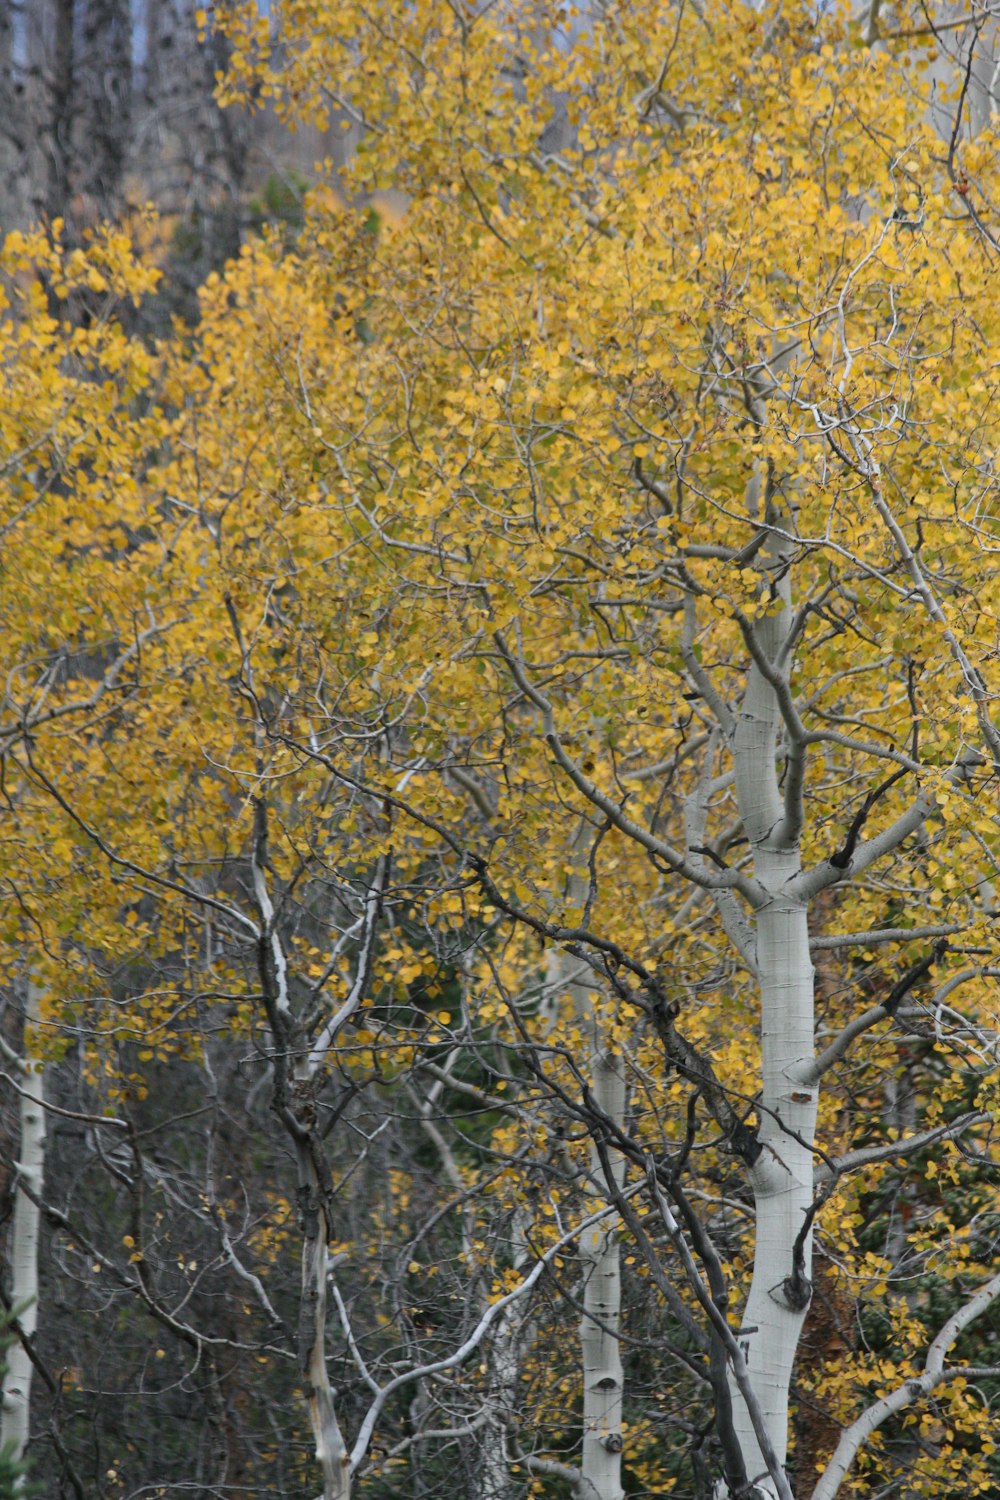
[578,1039,626,1500]
[481,1219,529,1499]
[728,530,817,1495]
[0,986,46,1485]
[558,862,626,1500]
[252,793,358,1500]
[295,1126,351,1500]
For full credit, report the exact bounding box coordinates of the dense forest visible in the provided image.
[1,3,999,1499]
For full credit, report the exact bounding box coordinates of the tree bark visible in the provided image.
[44,0,77,223]
[558,863,626,1500]
[0,985,46,1485]
[78,0,133,219]
[578,1040,626,1500]
[728,530,817,1496]
[729,867,816,1491]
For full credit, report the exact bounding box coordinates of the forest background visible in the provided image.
[1,3,1000,1500]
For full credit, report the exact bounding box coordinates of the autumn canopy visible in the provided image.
[1,2,999,1499]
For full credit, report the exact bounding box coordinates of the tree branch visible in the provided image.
[493,632,765,905]
[815,1111,988,1184]
[804,941,948,1084]
[812,1270,1000,1500]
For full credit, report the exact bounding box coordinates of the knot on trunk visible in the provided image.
[297,1185,321,1239]
[291,1077,318,1131]
[728,1119,762,1167]
[777,1272,812,1313]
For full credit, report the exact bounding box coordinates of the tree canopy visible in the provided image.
[1,2,999,1499]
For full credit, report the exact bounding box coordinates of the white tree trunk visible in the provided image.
[1,986,46,1484]
[728,864,816,1491]
[298,1154,351,1500]
[728,540,817,1496]
[578,1042,626,1500]
[554,870,627,1500]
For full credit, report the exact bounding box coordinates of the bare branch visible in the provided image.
[804,941,948,1084]
[493,632,765,905]
[348,1191,646,1475]
[816,1111,989,1184]
[307,851,390,1075]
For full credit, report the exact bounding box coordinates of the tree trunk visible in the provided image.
[481,1219,529,1499]
[0,986,46,1485]
[44,0,77,223]
[296,1134,351,1500]
[728,529,817,1496]
[78,0,133,220]
[729,866,816,1491]
[578,1041,626,1500]
[558,864,626,1500]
